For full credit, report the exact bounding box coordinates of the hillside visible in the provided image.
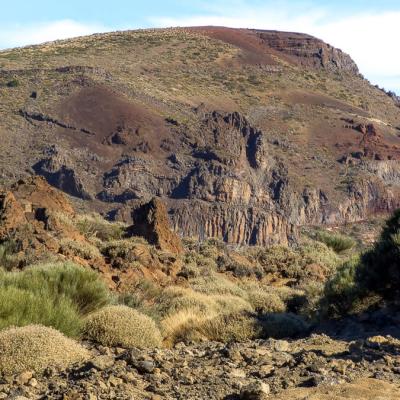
[1,26,400,246]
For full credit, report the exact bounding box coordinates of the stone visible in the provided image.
[28,378,38,387]
[15,371,33,386]
[127,198,183,254]
[136,360,155,374]
[108,376,123,387]
[88,355,115,371]
[230,368,247,378]
[240,381,270,400]
[274,340,290,352]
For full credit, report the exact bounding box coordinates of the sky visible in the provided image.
[1,1,400,93]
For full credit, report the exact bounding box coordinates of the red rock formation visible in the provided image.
[128,198,183,254]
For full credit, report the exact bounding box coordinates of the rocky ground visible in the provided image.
[3,323,400,400]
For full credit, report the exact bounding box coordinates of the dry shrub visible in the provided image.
[247,290,286,314]
[158,286,252,317]
[196,312,261,342]
[59,238,101,260]
[75,213,126,241]
[162,309,207,345]
[162,310,260,345]
[0,325,89,376]
[84,305,162,348]
[189,273,246,297]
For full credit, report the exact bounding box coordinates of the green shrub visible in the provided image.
[0,286,81,337]
[84,305,162,348]
[314,231,355,253]
[248,243,338,280]
[321,256,360,316]
[321,210,400,316]
[0,325,89,375]
[0,262,110,315]
[360,209,400,298]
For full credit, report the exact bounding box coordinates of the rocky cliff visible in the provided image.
[0,27,399,245]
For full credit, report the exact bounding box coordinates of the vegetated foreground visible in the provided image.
[1,177,400,399]
[1,26,400,399]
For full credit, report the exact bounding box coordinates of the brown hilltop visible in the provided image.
[1,26,400,245]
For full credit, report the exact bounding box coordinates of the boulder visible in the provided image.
[127,198,183,254]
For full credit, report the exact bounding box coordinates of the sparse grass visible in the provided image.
[0,325,89,375]
[84,305,162,348]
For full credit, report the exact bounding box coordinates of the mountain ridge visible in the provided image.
[0,26,399,245]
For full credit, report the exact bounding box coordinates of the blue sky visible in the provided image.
[1,1,400,93]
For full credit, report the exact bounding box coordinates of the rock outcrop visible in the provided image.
[0,191,27,240]
[2,27,400,246]
[127,198,183,254]
[255,30,359,75]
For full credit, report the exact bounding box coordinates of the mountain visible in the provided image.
[1,26,400,245]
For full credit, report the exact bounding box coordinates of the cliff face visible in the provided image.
[255,30,359,75]
[1,27,400,245]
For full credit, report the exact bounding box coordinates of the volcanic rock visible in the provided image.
[127,198,183,254]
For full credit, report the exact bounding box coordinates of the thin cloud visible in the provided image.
[0,20,110,50]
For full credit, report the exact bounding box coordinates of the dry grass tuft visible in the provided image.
[0,325,89,376]
[84,305,162,348]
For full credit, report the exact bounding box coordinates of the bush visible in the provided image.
[361,209,400,298]
[321,210,400,316]
[0,325,89,376]
[246,290,286,314]
[84,305,162,348]
[162,310,260,345]
[0,286,82,337]
[196,312,261,342]
[0,240,19,271]
[189,273,246,297]
[321,256,360,316]
[314,231,355,253]
[75,213,125,241]
[59,238,101,260]
[0,262,110,315]
[248,243,338,280]
[101,239,144,266]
